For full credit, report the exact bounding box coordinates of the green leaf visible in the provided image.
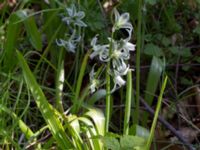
[195,57,200,63]
[193,26,200,34]
[16,51,73,149]
[3,13,21,72]
[169,47,191,57]
[180,77,193,85]
[161,36,171,47]
[144,43,164,57]
[16,10,42,51]
[101,136,120,150]
[85,108,105,136]
[145,0,157,5]
[78,117,102,150]
[129,125,150,140]
[145,56,163,105]
[143,56,164,126]
[0,104,34,139]
[88,89,106,105]
[120,135,146,150]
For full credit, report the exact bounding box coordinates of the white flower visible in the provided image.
[56,30,81,53]
[108,38,135,72]
[90,35,110,62]
[120,39,136,52]
[110,61,131,92]
[90,79,100,93]
[61,4,87,27]
[89,9,135,92]
[89,66,100,93]
[115,61,130,76]
[114,75,126,86]
[112,8,133,40]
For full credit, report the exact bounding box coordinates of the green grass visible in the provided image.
[0,0,199,149]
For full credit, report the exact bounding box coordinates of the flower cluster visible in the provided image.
[90,8,135,93]
[56,4,87,53]
[56,30,81,53]
[61,4,87,27]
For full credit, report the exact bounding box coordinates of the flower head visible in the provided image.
[61,4,87,27]
[108,38,135,71]
[89,8,135,92]
[112,8,133,40]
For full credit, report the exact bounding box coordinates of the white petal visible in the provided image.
[121,23,133,30]
[90,51,99,59]
[91,35,98,46]
[90,82,96,93]
[114,8,120,23]
[56,39,65,46]
[75,19,87,27]
[125,42,136,51]
[67,42,76,53]
[71,4,76,16]
[119,13,129,24]
[115,75,126,86]
[76,11,85,19]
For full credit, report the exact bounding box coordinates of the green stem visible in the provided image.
[105,31,114,133]
[134,0,143,126]
[105,63,111,133]
[72,51,91,113]
[123,70,132,135]
[55,48,65,113]
[145,76,168,149]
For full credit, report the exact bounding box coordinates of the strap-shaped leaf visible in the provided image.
[16,10,42,51]
[3,13,21,72]
[16,51,73,149]
[0,104,34,139]
[143,56,164,126]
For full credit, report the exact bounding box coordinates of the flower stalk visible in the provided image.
[89,8,135,133]
[123,70,132,135]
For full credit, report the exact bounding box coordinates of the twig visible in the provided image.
[140,98,195,150]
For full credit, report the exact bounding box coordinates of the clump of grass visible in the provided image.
[0,1,187,149]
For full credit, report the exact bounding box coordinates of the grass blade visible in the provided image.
[16,10,42,51]
[0,104,34,139]
[123,70,132,135]
[143,56,164,126]
[145,76,168,149]
[72,51,90,113]
[55,49,65,112]
[16,50,73,149]
[3,13,20,72]
[134,0,143,127]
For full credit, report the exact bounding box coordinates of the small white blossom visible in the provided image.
[56,30,80,53]
[61,4,87,27]
[109,38,135,72]
[120,39,136,52]
[90,35,110,62]
[90,79,100,93]
[89,66,100,93]
[114,75,126,86]
[112,8,133,40]
[111,65,130,92]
